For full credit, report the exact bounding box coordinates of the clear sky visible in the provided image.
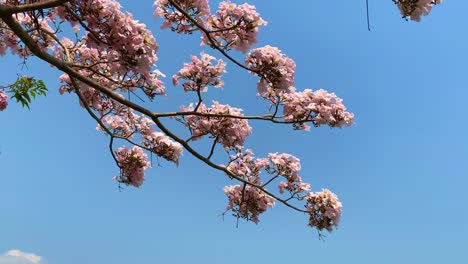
[1,1,467,263]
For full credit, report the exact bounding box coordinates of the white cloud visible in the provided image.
[0,249,45,264]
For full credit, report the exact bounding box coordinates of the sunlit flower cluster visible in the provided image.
[394,0,442,21]
[224,184,275,224]
[282,88,355,130]
[115,146,151,187]
[227,149,265,183]
[97,109,183,165]
[202,1,267,53]
[142,131,183,164]
[266,153,311,195]
[173,52,226,92]
[0,90,8,111]
[245,45,296,96]
[56,0,159,76]
[180,101,252,149]
[305,189,342,232]
[0,12,55,57]
[153,0,210,33]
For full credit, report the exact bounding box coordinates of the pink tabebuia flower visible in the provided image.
[202,1,267,53]
[153,0,210,33]
[266,153,311,195]
[394,0,442,21]
[173,52,226,92]
[282,88,355,130]
[142,131,183,164]
[245,46,295,96]
[305,189,342,232]
[115,146,151,187]
[0,90,8,111]
[56,0,159,76]
[227,149,265,183]
[181,101,252,149]
[224,184,275,224]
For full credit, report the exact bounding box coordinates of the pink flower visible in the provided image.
[153,0,210,33]
[181,101,252,149]
[142,131,183,164]
[115,146,151,188]
[224,184,275,224]
[56,0,159,76]
[227,149,263,183]
[202,1,267,53]
[0,90,8,111]
[173,52,226,92]
[245,46,296,97]
[266,153,311,195]
[394,0,442,21]
[282,88,354,130]
[305,189,342,232]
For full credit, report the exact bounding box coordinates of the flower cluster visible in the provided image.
[223,150,312,223]
[0,12,55,58]
[305,189,342,232]
[245,46,296,96]
[0,90,8,111]
[173,52,226,92]
[282,88,355,130]
[58,72,122,114]
[227,149,266,183]
[142,131,183,164]
[394,0,442,21]
[180,101,252,149]
[0,23,19,56]
[56,40,166,100]
[202,1,267,53]
[97,109,183,165]
[101,112,142,139]
[56,0,159,76]
[266,153,311,195]
[115,146,151,187]
[153,0,210,33]
[224,150,274,223]
[224,184,275,224]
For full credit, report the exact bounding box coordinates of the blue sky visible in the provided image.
[1,0,467,263]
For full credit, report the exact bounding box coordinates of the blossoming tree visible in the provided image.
[0,0,441,236]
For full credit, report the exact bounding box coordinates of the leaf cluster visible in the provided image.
[9,76,48,109]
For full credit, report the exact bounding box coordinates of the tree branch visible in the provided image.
[0,0,70,15]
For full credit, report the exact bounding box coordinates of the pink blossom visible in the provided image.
[0,12,55,57]
[153,0,210,33]
[245,46,296,97]
[224,184,275,223]
[95,107,183,165]
[0,90,8,111]
[226,151,311,197]
[282,88,354,130]
[181,101,252,149]
[305,189,342,232]
[142,131,183,164]
[55,0,159,76]
[394,0,442,21]
[202,1,267,53]
[227,149,264,183]
[173,52,226,92]
[266,153,311,195]
[115,146,151,188]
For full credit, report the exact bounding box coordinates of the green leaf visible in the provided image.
[8,76,48,109]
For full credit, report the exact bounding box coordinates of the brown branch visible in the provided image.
[151,116,307,213]
[167,0,256,73]
[0,10,308,214]
[0,0,70,15]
